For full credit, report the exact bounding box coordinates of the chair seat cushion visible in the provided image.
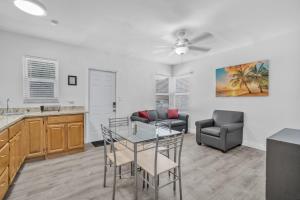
[138,150,178,176]
[150,119,186,127]
[201,127,221,137]
[107,149,134,166]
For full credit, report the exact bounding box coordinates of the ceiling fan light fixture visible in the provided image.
[175,46,188,55]
[14,0,47,16]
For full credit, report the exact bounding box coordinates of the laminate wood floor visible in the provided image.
[6,134,265,200]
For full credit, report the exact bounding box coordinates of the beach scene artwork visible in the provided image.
[216,60,269,97]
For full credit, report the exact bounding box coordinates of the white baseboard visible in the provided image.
[188,128,196,134]
[243,140,266,151]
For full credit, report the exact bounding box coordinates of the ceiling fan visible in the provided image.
[154,30,213,56]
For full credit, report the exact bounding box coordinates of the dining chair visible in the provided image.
[138,130,185,200]
[101,125,134,200]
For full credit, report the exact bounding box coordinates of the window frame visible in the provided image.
[23,56,59,104]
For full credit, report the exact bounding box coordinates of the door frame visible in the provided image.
[87,68,117,142]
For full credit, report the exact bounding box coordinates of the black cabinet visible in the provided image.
[266,128,300,200]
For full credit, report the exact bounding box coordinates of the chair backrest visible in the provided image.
[154,130,185,176]
[101,124,117,162]
[213,110,244,127]
[109,117,129,128]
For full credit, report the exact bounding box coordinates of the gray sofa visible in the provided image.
[131,110,189,133]
[195,110,244,152]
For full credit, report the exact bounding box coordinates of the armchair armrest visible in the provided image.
[130,116,149,123]
[178,113,189,121]
[195,119,214,129]
[221,123,243,132]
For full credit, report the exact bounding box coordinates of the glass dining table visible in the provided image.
[109,121,181,200]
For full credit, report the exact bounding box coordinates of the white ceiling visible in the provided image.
[0,0,300,65]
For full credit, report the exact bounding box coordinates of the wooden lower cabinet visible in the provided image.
[47,124,66,154]
[0,168,8,200]
[47,115,84,155]
[25,118,45,158]
[0,144,9,176]
[0,114,84,199]
[67,122,84,150]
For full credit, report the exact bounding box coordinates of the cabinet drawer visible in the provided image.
[0,144,9,176]
[47,114,83,124]
[0,130,8,149]
[0,167,8,200]
[9,120,23,139]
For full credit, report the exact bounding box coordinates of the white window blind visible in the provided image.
[155,75,169,110]
[156,76,169,94]
[23,56,59,103]
[174,76,189,111]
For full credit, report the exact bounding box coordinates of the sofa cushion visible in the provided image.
[157,110,168,120]
[201,127,221,137]
[150,119,186,127]
[168,109,179,119]
[147,110,158,121]
[138,111,149,120]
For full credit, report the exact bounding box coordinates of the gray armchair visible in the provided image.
[195,110,244,152]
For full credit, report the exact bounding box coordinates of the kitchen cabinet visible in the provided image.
[0,168,8,200]
[0,112,84,199]
[25,118,45,158]
[67,122,84,150]
[46,114,84,155]
[47,124,66,154]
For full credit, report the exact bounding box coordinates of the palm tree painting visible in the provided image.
[216,60,269,97]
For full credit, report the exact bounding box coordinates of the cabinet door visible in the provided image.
[0,168,8,200]
[25,118,45,158]
[21,122,28,162]
[67,122,84,150]
[9,137,16,184]
[15,134,21,171]
[0,144,9,176]
[47,124,66,154]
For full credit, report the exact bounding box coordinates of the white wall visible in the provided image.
[173,30,300,150]
[0,30,171,117]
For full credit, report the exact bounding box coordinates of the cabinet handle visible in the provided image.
[0,139,5,142]
[0,155,7,158]
[0,182,5,187]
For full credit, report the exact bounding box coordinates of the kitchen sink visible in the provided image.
[3,112,24,116]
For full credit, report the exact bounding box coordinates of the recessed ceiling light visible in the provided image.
[14,0,47,16]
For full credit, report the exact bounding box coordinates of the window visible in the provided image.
[23,56,59,103]
[155,75,169,110]
[174,75,189,112]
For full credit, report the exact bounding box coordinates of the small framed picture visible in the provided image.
[68,75,77,86]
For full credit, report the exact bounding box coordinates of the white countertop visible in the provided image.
[0,110,87,132]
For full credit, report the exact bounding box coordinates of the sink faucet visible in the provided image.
[6,98,10,113]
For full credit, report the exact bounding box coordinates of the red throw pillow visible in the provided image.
[168,109,179,119]
[138,111,149,119]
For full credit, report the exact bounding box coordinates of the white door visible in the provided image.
[87,69,116,142]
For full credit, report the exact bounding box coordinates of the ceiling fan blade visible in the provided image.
[190,32,213,44]
[153,45,172,49]
[152,48,171,54]
[167,50,176,57]
[189,46,211,52]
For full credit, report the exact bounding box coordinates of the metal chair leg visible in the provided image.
[178,167,183,200]
[147,173,149,189]
[173,168,177,191]
[154,175,159,200]
[113,165,117,200]
[143,170,145,189]
[103,157,107,187]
